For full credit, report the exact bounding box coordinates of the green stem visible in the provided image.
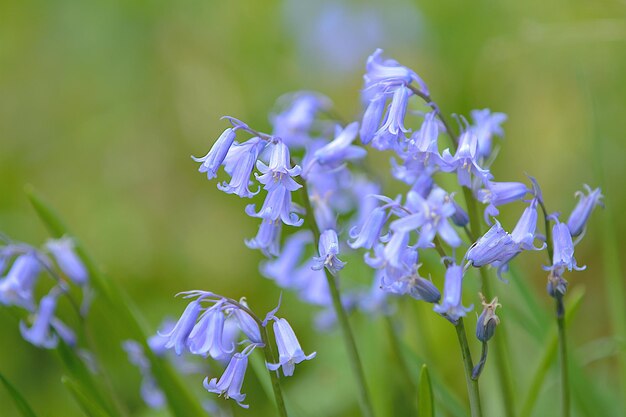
[556,299,570,417]
[298,182,375,417]
[454,318,483,417]
[464,189,516,417]
[260,326,289,417]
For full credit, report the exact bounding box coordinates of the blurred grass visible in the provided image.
[2,0,626,416]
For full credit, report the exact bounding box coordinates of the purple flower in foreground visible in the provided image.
[465,221,518,268]
[312,229,345,275]
[549,222,585,273]
[161,296,205,355]
[204,351,250,408]
[434,265,473,321]
[246,141,303,226]
[476,181,529,224]
[46,237,88,286]
[566,185,603,238]
[364,48,428,95]
[360,95,386,145]
[192,128,237,180]
[267,318,316,377]
[188,300,235,360]
[19,290,60,349]
[218,137,266,198]
[442,130,492,189]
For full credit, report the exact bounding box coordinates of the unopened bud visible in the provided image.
[475,293,501,343]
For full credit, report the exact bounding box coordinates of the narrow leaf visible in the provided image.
[418,364,434,417]
[62,376,112,417]
[0,371,39,417]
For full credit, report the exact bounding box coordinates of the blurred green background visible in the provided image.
[1,0,625,416]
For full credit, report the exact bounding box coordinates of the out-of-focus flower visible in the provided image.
[45,237,88,286]
[566,185,603,238]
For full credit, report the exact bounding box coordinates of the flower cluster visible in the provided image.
[139,291,314,408]
[192,48,603,402]
[0,235,88,349]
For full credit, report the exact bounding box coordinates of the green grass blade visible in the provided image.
[26,186,208,417]
[0,371,39,417]
[401,342,466,417]
[519,286,585,417]
[418,364,434,417]
[62,376,112,417]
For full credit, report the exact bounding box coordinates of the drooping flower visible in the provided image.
[187,300,235,360]
[433,264,473,321]
[465,221,518,268]
[476,181,529,224]
[0,252,41,309]
[192,128,238,180]
[566,185,603,238]
[19,290,60,349]
[549,221,585,273]
[266,318,316,377]
[312,229,345,275]
[161,295,206,355]
[204,350,251,408]
[246,141,303,227]
[45,237,88,286]
[364,48,428,95]
[232,301,263,345]
[360,95,386,145]
[442,130,492,190]
[218,137,267,198]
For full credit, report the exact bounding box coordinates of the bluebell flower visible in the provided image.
[192,128,238,180]
[45,237,88,286]
[218,137,267,198]
[451,198,470,227]
[364,48,428,95]
[50,318,77,347]
[312,122,366,166]
[246,141,303,226]
[387,266,441,303]
[348,206,389,250]
[566,185,603,238]
[261,231,312,288]
[266,318,316,377]
[204,350,251,408]
[510,199,544,250]
[19,290,60,349]
[433,265,473,321]
[391,188,461,248]
[397,112,449,174]
[549,221,585,273]
[371,86,411,151]
[465,221,518,268]
[470,109,507,159]
[161,295,207,355]
[232,302,263,345]
[312,229,345,275]
[442,130,492,189]
[0,252,41,310]
[476,181,529,224]
[360,95,386,145]
[245,219,282,257]
[188,300,235,360]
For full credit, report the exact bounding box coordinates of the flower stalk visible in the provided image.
[454,318,483,417]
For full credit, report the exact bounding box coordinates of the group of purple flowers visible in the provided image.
[0,235,88,349]
[179,48,604,409]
